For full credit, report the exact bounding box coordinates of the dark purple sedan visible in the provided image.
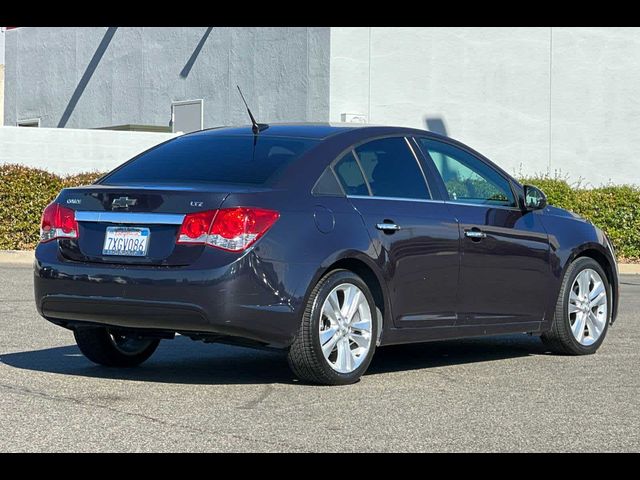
[34,124,619,385]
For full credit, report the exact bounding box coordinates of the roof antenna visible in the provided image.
[237,85,269,134]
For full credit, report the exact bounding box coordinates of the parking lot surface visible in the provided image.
[1,263,638,452]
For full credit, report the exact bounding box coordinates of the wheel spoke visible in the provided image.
[592,309,606,330]
[586,312,601,339]
[345,341,354,372]
[569,289,580,304]
[351,319,371,333]
[568,302,581,315]
[572,312,586,343]
[322,302,339,325]
[321,331,341,358]
[336,338,352,372]
[320,326,338,346]
[341,286,361,322]
[577,271,590,297]
[590,291,606,309]
[349,294,364,324]
[349,331,370,349]
[327,291,341,318]
[589,281,604,303]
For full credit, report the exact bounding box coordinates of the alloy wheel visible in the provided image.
[568,268,608,346]
[318,283,373,374]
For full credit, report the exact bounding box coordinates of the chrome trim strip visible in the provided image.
[347,195,519,210]
[347,195,445,204]
[75,211,185,225]
[444,201,521,211]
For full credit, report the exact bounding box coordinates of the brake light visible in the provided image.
[40,203,79,242]
[177,210,217,244]
[177,207,279,252]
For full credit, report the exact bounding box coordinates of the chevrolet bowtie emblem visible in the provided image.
[111,196,137,209]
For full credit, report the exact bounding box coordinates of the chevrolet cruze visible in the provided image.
[34,124,619,385]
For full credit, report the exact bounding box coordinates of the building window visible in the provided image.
[17,118,41,127]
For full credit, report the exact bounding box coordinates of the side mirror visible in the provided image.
[523,185,547,210]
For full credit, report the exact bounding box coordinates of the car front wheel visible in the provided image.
[288,269,378,385]
[541,257,611,355]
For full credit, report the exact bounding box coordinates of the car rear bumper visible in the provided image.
[34,241,313,348]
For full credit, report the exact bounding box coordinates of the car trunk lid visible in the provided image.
[56,184,235,266]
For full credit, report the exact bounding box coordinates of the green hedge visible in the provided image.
[520,175,640,261]
[0,165,639,260]
[0,165,105,250]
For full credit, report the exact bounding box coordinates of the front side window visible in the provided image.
[354,137,430,200]
[417,138,515,207]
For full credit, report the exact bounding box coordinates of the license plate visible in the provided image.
[102,227,150,257]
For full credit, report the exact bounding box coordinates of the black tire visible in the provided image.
[288,269,379,385]
[541,257,611,355]
[74,327,160,367]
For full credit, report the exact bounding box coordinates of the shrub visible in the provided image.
[520,175,640,261]
[0,165,638,261]
[0,164,105,250]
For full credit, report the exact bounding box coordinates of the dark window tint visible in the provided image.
[312,168,343,196]
[418,138,515,207]
[102,135,319,186]
[354,137,430,199]
[333,152,369,196]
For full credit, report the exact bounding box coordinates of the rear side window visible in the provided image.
[101,135,319,186]
[333,152,369,196]
[312,168,343,196]
[354,137,430,200]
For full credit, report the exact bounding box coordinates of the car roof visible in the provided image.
[188,123,365,140]
[163,123,519,188]
[184,122,451,141]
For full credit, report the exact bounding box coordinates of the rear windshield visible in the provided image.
[101,135,319,186]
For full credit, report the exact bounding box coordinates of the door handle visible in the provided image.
[464,229,487,239]
[376,222,401,232]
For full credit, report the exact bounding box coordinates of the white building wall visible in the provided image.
[550,27,640,186]
[0,126,177,175]
[330,27,640,186]
[1,28,5,127]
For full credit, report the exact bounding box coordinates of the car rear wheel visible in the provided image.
[541,257,611,355]
[74,327,160,367]
[288,269,378,385]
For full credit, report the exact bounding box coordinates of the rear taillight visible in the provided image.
[40,203,79,242]
[177,207,279,252]
[176,210,217,244]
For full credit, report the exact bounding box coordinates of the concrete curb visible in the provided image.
[1,249,639,273]
[619,263,640,275]
[0,250,34,265]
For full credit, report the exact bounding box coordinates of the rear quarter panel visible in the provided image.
[220,190,383,341]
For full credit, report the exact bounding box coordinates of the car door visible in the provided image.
[331,136,460,328]
[415,137,550,328]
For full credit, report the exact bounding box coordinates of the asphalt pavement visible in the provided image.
[1,263,638,452]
